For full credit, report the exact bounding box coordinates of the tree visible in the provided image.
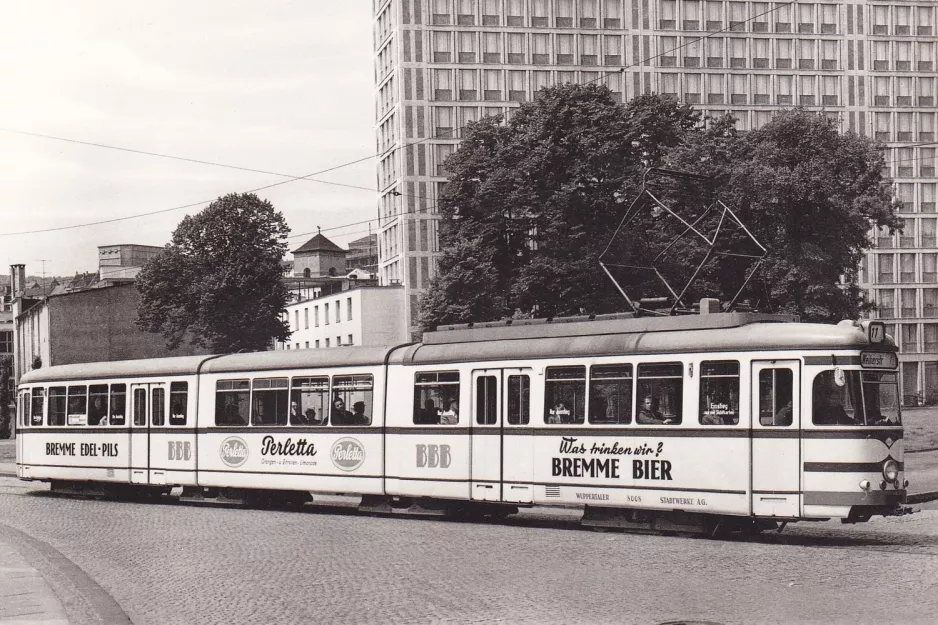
[664,109,900,321]
[0,356,11,439]
[421,84,701,330]
[136,193,292,352]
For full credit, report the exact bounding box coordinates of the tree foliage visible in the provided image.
[664,109,900,321]
[421,84,700,329]
[422,86,899,329]
[136,193,292,353]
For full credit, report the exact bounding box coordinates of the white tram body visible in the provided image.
[15,312,908,529]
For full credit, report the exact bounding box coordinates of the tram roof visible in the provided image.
[18,315,895,384]
[20,355,214,384]
[19,347,397,384]
[395,315,895,365]
[199,346,393,374]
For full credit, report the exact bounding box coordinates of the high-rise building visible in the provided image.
[373,0,938,400]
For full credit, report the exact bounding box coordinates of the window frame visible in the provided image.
[698,360,741,425]
[215,379,250,427]
[588,364,633,424]
[414,371,460,425]
[636,362,684,425]
[544,365,586,425]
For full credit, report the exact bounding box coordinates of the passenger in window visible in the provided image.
[331,397,355,425]
[637,395,670,424]
[813,393,853,425]
[548,400,571,424]
[774,400,793,426]
[440,400,458,424]
[348,401,369,426]
[420,399,441,424]
[89,396,107,425]
[289,401,305,424]
[221,395,244,425]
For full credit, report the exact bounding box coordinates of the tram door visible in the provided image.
[471,370,502,501]
[129,383,162,484]
[470,369,535,503]
[750,360,801,517]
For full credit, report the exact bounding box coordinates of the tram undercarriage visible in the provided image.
[44,479,827,537]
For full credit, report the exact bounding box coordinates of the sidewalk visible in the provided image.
[0,531,69,625]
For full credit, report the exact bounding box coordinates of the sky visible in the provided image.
[0,1,377,278]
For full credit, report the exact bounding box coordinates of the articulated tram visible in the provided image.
[15,309,910,533]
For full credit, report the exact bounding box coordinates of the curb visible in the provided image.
[907,491,938,504]
[0,523,132,625]
[906,447,938,454]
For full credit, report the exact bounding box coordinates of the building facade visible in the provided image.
[346,233,380,275]
[293,233,348,278]
[13,284,210,383]
[277,286,406,350]
[98,244,163,282]
[374,0,938,399]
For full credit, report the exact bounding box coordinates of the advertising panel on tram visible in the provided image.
[195,362,386,495]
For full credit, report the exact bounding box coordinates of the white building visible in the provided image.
[277,286,407,350]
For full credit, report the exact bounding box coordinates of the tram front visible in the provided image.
[801,321,909,523]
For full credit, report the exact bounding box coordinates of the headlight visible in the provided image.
[883,459,900,483]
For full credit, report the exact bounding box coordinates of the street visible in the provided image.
[1,476,936,625]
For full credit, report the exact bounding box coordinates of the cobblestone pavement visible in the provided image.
[0,477,937,625]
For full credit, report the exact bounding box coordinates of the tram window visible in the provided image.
[253,378,289,426]
[332,374,373,426]
[152,387,166,426]
[89,385,108,426]
[414,371,460,425]
[170,382,188,426]
[215,380,250,426]
[811,369,876,426]
[758,369,794,426]
[48,387,66,426]
[699,361,740,425]
[636,363,683,425]
[110,384,126,426]
[545,366,586,424]
[30,388,45,426]
[507,375,530,425]
[19,392,29,427]
[811,371,863,425]
[589,365,632,424]
[476,376,498,425]
[67,385,87,426]
[133,388,147,426]
[861,371,901,425]
[290,377,329,426]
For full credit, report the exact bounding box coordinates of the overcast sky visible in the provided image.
[0,1,376,278]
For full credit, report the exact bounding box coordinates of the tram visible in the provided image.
[14,306,910,533]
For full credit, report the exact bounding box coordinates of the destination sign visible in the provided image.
[860,351,898,369]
